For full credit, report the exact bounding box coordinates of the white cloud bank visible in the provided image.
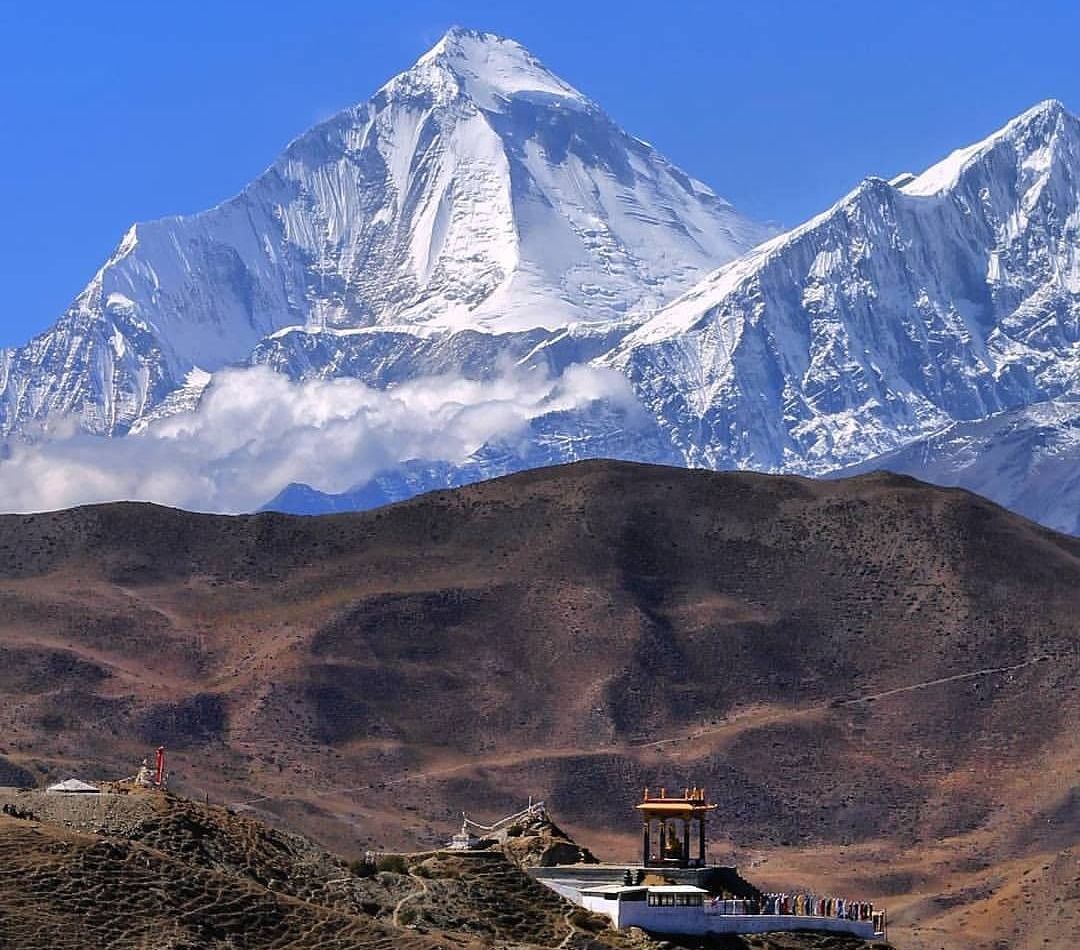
[0,364,635,514]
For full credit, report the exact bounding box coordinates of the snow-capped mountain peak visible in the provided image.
[4,50,1077,540]
[406,27,589,111]
[902,97,1075,196]
[0,30,769,438]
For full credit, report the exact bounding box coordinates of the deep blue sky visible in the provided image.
[1,1,1077,348]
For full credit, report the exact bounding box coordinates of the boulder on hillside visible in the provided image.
[500,813,598,868]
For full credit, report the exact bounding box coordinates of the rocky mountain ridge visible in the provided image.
[608,99,1079,474]
[272,100,1080,533]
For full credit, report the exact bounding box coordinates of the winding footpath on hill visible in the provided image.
[391,871,430,928]
[233,652,1057,808]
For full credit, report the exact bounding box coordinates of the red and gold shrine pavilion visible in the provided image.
[636,786,717,869]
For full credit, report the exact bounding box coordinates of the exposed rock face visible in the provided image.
[499,813,599,868]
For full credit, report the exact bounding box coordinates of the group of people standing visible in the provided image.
[760,892,879,923]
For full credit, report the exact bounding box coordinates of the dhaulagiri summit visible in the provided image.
[0,27,769,437]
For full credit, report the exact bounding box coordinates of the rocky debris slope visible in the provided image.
[498,812,600,868]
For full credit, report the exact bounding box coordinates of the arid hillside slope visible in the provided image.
[0,461,1075,949]
[4,788,890,950]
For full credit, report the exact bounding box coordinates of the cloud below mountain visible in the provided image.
[0,363,634,514]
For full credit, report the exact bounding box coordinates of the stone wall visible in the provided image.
[0,788,161,837]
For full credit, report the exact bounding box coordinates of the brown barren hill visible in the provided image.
[0,460,1075,949]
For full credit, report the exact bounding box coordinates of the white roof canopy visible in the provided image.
[46,778,100,793]
[580,883,709,896]
[580,885,649,896]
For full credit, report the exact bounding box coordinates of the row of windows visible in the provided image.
[647,894,704,907]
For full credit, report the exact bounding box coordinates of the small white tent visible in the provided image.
[46,778,100,794]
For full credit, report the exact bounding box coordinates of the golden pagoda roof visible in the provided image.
[635,785,717,815]
[635,800,714,815]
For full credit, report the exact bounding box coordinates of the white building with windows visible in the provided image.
[573,882,878,938]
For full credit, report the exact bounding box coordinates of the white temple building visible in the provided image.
[529,785,887,941]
